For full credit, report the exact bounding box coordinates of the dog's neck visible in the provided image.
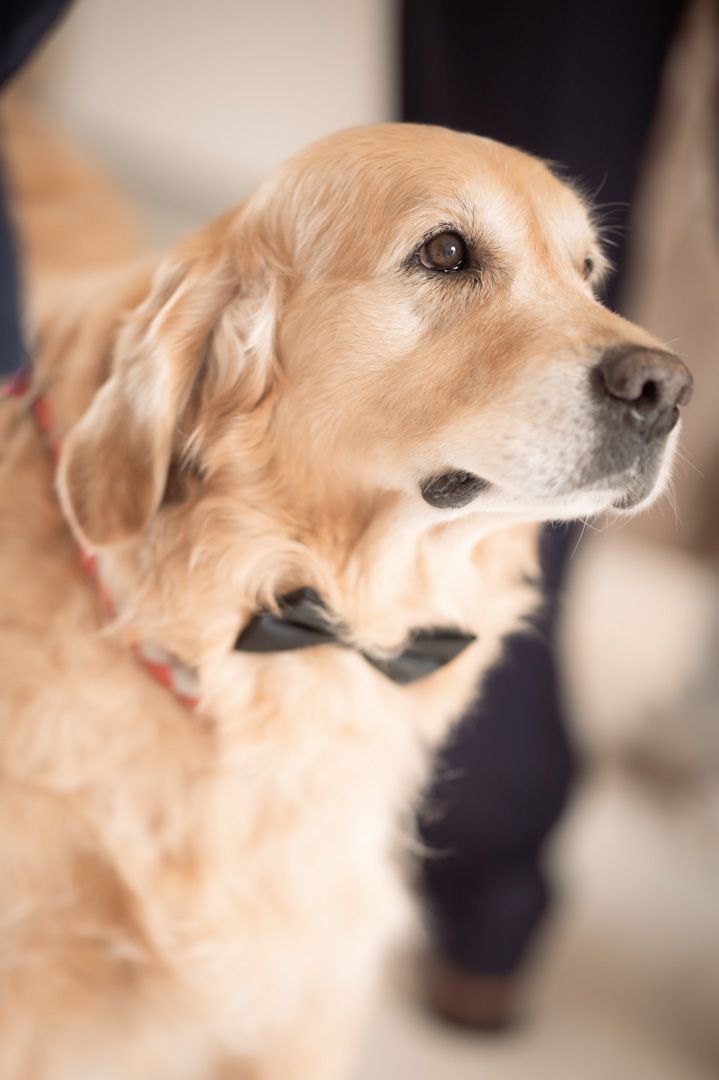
[91,476,537,689]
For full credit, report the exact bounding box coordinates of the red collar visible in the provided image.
[3,368,201,711]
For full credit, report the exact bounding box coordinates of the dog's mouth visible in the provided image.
[420,470,491,509]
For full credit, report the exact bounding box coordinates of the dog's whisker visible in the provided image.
[570,519,589,558]
[673,446,704,477]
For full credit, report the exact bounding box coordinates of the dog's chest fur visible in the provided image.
[0,401,535,1074]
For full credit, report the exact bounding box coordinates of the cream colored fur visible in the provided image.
[0,118,681,1079]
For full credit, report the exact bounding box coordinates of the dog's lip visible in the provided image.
[420,470,491,509]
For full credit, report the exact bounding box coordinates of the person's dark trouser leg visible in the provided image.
[0,164,24,378]
[402,0,685,993]
[0,0,72,379]
[418,526,576,981]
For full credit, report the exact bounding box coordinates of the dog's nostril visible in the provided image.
[627,377,664,420]
[640,380,658,407]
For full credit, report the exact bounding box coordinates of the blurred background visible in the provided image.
[5,1,719,1077]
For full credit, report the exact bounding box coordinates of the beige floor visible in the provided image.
[353,772,719,1080]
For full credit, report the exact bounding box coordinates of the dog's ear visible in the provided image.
[58,216,279,547]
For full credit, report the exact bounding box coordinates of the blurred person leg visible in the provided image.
[418,526,576,1028]
[0,0,71,378]
[402,0,685,1027]
[0,166,23,378]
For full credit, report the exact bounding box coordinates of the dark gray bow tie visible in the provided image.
[234,588,476,684]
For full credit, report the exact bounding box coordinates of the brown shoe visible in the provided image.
[423,951,521,1033]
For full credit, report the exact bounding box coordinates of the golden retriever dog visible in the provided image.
[0,117,692,1079]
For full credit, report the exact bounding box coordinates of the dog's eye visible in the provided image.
[418,232,466,272]
[583,256,595,279]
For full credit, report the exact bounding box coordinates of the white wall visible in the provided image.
[26,0,395,229]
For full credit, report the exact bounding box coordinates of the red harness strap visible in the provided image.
[3,369,200,711]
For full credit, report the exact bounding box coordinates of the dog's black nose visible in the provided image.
[597,346,693,439]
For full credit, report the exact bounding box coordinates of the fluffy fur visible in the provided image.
[0,118,683,1079]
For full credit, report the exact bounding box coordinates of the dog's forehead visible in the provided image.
[276,124,594,258]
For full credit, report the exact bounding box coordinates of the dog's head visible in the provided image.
[58,124,692,552]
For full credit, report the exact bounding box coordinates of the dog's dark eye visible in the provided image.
[418,232,466,272]
[583,256,595,279]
